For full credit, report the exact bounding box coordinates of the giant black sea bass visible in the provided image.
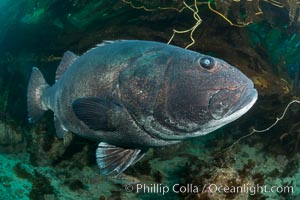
[27,40,258,175]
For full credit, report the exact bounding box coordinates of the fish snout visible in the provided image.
[226,85,258,117]
[208,83,257,120]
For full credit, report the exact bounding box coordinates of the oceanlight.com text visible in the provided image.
[124,183,294,196]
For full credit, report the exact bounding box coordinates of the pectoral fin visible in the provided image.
[72,97,121,131]
[96,142,145,175]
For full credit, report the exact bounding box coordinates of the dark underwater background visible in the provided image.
[0,0,300,199]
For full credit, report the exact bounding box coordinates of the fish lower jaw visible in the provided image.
[202,90,258,134]
[165,91,258,139]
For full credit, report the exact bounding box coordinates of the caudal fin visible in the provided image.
[27,67,49,123]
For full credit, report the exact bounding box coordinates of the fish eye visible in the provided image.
[199,57,215,70]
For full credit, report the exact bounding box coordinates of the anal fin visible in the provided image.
[96,142,145,176]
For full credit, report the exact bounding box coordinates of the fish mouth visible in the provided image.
[192,85,258,137]
[207,84,257,120]
[224,86,258,118]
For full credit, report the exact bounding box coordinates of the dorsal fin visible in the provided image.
[96,40,125,47]
[83,40,127,55]
[55,51,78,81]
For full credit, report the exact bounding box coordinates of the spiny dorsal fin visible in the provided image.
[55,51,78,81]
[96,142,145,176]
[83,40,127,55]
[96,40,125,47]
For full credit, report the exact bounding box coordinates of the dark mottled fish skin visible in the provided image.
[43,41,181,147]
[27,40,257,175]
